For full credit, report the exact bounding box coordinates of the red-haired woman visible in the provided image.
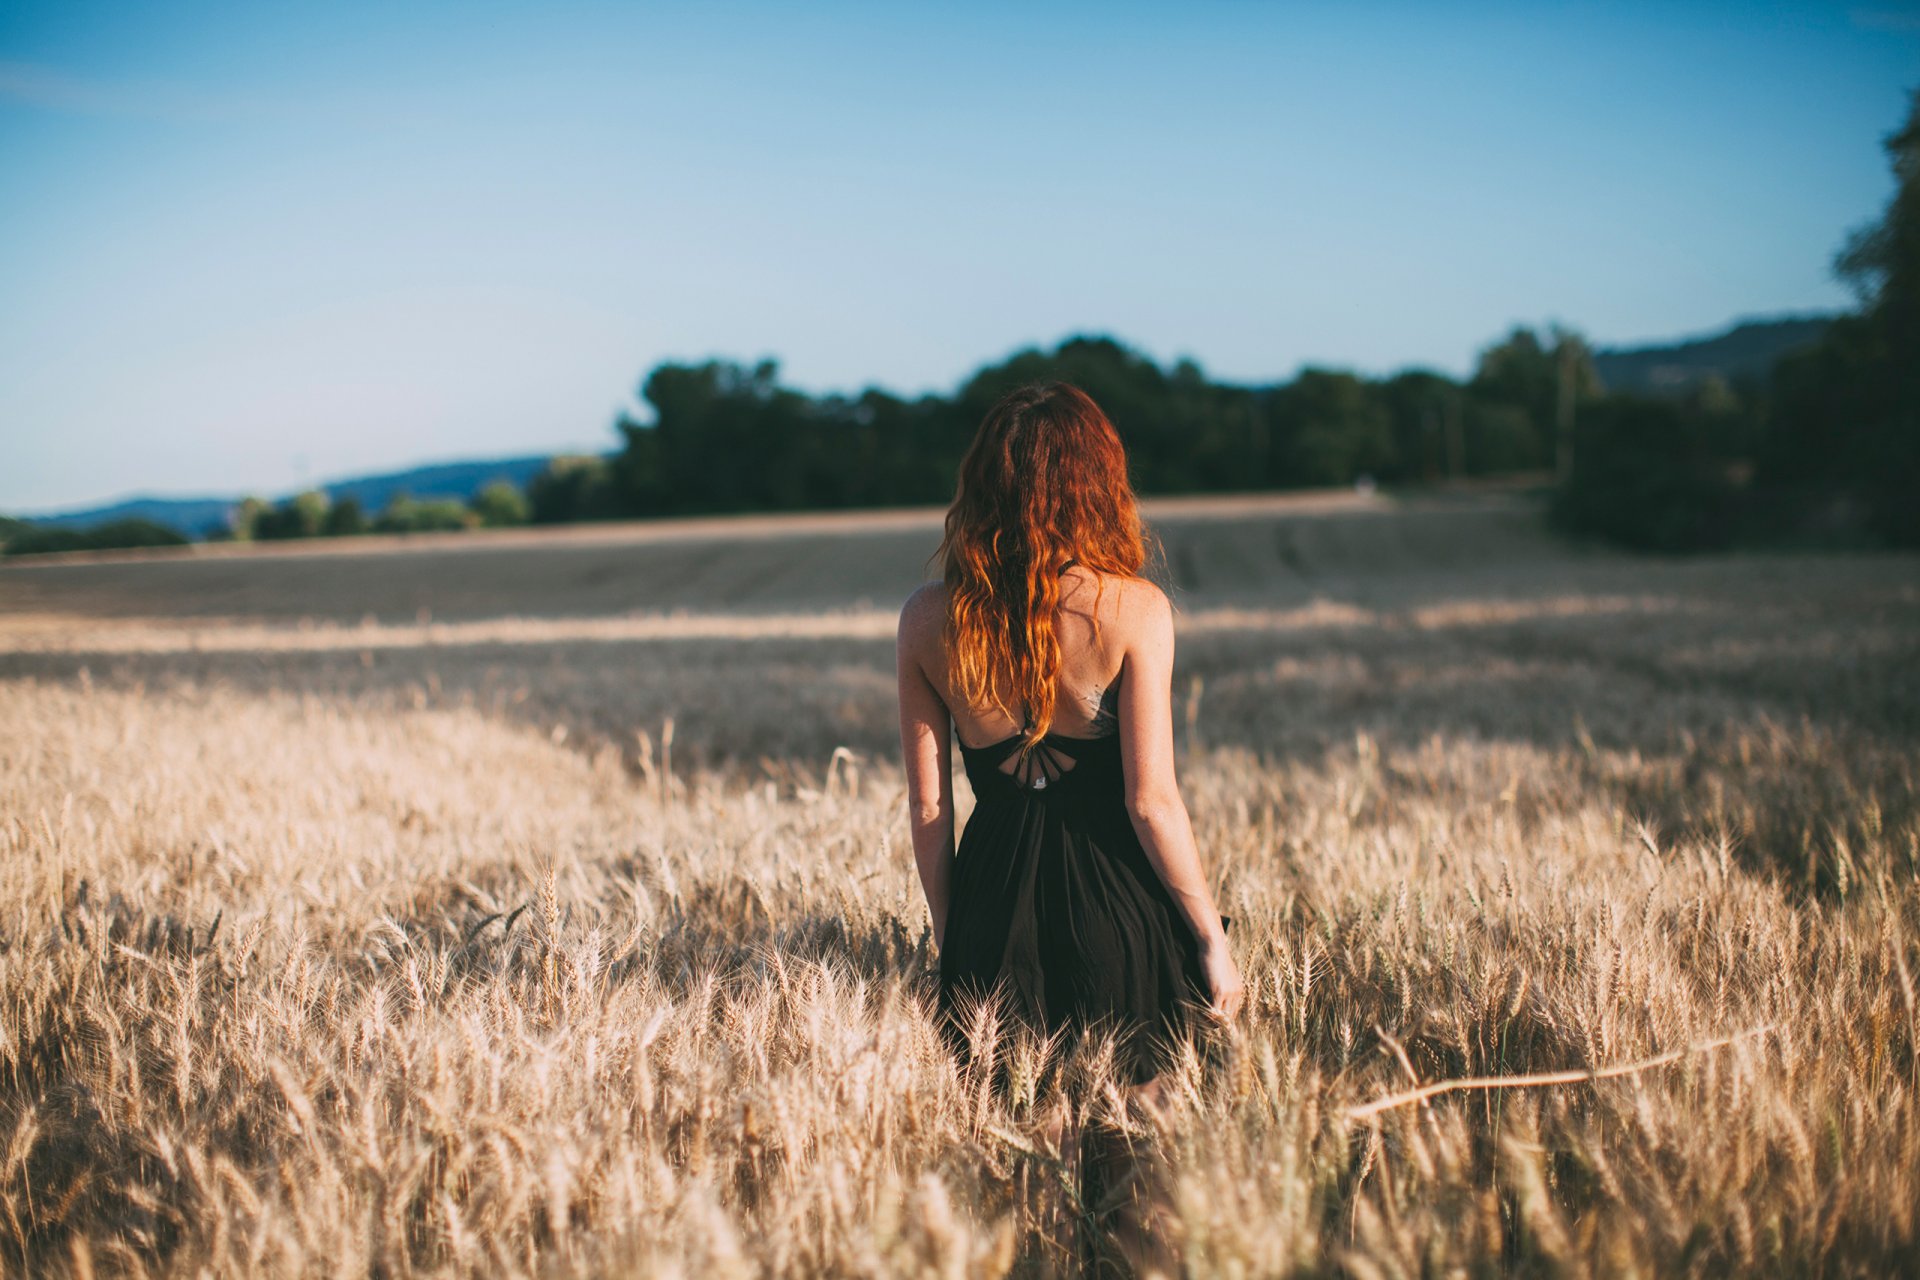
[895,380,1243,1271]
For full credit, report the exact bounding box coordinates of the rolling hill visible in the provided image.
[10,453,585,538]
[1591,314,1835,395]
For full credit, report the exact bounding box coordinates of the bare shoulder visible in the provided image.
[1096,573,1173,644]
[897,581,948,648]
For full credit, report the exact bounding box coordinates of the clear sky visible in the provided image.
[2,1,1916,513]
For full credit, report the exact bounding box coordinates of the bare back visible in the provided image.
[899,567,1174,795]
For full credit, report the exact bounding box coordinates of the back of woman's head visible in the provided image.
[936,381,1147,754]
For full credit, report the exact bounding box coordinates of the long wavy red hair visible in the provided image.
[936,382,1148,763]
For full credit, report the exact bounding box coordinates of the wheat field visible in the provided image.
[2,491,1917,1277]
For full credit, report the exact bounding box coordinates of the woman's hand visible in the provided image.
[1198,933,1245,1022]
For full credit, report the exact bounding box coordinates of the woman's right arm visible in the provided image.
[1116,582,1245,1020]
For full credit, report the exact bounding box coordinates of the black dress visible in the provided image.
[935,695,1228,1089]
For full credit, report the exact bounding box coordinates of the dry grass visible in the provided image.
[2,494,1918,1276]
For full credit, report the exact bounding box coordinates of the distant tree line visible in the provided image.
[0,483,531,557]
[6,91,1911,559]
[518,306,1868,553]
[521,326,1597,531]
[213,482,532,543]
[0,516,189,558]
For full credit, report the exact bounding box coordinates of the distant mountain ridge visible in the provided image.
[318,455,565,517]
[1591,314,1835,396]
[13,495,240,539]
[13,453,581,538]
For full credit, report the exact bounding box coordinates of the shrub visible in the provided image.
[1,517,191,558]
[374,496,478,534]
[529,455,623,524]
[252,490,331,540]
[470,481,531,528]
[1552,397,1739,552]
[323,497,368,537]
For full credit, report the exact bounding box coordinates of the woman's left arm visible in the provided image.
[896,586,956,949]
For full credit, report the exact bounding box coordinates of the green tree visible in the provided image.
[529,455,623,523]
[1783,86,1920,544]
[322,497,367,537]
[1471,324,1598,475]
[254,490,330,540]
[627,359,829,514]
[374,495,476,533]
[1380,371,1465,482]
[1553,396,1738,551]
[1262,369,1395,486]
[1473,326,1552,407]
[229,496,270,541]
[1464,401,1541,474]
[470,481,531,527]
[1834,89,1920,341]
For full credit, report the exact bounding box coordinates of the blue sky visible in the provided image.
[2,1,1916,513]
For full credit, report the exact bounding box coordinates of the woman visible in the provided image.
[895,380,1244,1271]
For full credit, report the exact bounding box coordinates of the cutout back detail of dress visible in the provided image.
[962,680,1121,791]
